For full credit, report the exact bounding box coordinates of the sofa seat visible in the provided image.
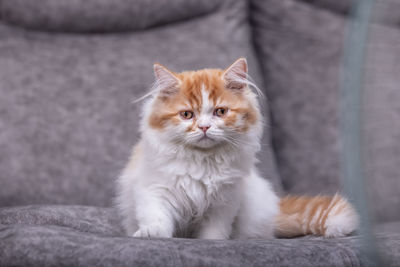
[1,205,399,267]
[374,221,400,235]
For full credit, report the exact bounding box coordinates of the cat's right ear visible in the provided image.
[154,63,180,97]
[222,58,248,90]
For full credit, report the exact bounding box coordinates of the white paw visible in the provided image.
[132,224,172,238]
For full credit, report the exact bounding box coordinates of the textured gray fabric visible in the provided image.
[0,205,124,236]
[1,206,400,267]
[363,22,400,222]
[251,0,345,195]
[0,0,281,207]
[298,0,354,15]
[0,227,359,267]
[1,206,399,267]
[251,0,400,222]
[0,0,219,33]
[375,221,400,234]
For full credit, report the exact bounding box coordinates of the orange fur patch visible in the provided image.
[125,143,142,171]
[275,195,353,238]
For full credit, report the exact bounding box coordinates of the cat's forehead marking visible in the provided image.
[178,71,202,111]
[177,69,247,112]
[200,84,214,114]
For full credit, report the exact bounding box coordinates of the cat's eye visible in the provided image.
[180,110,194,120]
[214,108,227,117]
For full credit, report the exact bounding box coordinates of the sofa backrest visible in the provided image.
[251,0,400,223]
[0,0,282,207]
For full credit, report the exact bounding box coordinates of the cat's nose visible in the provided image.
[198,125,210,133]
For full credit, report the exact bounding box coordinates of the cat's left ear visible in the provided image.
[222,58,248,90]
[154,63,181,96]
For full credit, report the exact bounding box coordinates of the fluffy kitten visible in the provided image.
[116,58,358,239]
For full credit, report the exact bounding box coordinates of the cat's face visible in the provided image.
[146,58,261,149]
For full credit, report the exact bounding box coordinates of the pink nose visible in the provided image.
[198,126,210,133]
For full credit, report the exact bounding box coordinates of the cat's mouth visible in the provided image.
[194,134,217,148]
[199,134,213,141]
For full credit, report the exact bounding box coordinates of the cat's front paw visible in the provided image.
[133,224,172,238]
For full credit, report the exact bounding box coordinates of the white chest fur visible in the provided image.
[146,146,246,219]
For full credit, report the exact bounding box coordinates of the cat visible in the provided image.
[116,58,358,239]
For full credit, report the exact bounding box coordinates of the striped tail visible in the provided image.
[274,194,358,238]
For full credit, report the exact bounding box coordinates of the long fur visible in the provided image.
[116,58,358,239]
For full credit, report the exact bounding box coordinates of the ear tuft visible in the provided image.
[153,63,180,97]
[223,58,248,90]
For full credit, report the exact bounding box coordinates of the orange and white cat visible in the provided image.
[116,58,358,239]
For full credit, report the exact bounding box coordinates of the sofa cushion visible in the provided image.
[0,0,218,33]
[0,205,123,236]
[0,0,281,207]
[251,0,345,196]
[250,0,400,222]
[1,205,399,267]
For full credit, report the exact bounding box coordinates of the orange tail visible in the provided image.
[274,194,358,238]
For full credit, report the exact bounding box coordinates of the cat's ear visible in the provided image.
[154,63,180,96]
[222,58,248,90]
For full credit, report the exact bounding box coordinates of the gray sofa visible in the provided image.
[0,0,399,266]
